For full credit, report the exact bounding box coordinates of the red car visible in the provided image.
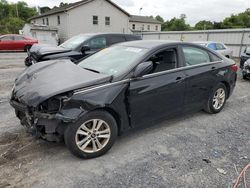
[0,34,38,51]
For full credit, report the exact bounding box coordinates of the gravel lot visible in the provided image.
[0,53,249,188]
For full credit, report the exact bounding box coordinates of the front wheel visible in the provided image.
[64,110,118,159]
[204,83,227,114]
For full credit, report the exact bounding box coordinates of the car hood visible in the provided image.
[29,43,71,59]
[13,60,111,107]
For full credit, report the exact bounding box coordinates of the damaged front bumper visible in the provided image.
[10,99,84,142]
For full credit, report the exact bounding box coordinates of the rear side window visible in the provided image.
[1,36,14,41]
[108,35,125,45]
[207,43,216,50]
[182,46,210,66]
[216,43,226,50]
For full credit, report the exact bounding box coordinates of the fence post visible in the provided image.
[239,30,245,57]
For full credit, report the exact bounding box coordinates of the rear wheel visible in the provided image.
[243,74,247,80]
[64,110,118,159]
[204,83,227,114]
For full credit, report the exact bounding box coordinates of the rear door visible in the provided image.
[128,46,186,127]
[0,35,15,50]
[180,45,223,112]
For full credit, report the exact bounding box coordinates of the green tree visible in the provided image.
[163,14,191,31]
[155,15,164,23]
[194,20,214,30]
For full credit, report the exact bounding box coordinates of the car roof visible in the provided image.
[76,33,140,37]
[117,40,191,49]
[193,41,223,44]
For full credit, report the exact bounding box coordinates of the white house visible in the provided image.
[129,15,162,32]
[29,0,130,42]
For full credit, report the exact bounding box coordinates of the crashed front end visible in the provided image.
[10,91,78,142]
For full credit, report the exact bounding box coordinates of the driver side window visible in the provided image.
[87,37,107,50]
[146,48,177,74]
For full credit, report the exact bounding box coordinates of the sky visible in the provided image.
[8,0,250,26]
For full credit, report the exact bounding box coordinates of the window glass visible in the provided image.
[146,48,177,74]
[93,16,98,25]
[60,35,90,50]
[216,43,226,50]
[182,46,211,66]
[147,25,150,30]
[43,18,45,25]
[14,35,24,40]
[155,25,158,31]
[1,36,13,41]
[87,37,107,49]
[132,24,135,30]
[105,17,110,25]
[79,45,148,76]
[207,43,216,50]
[245,47,250,54]
[57,15,60,25]
[46,18,49,25]
[142,25,144,30]
[108,35,125,45]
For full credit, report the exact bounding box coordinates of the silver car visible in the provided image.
[194,41,233,58]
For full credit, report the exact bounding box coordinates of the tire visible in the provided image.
[243,74,247,80]
[24,45,31,52]
[64,110,118,159]
[24,57,32,67]
[204,83,227,114]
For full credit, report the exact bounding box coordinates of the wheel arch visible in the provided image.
[93,107,122,135]
[220,81,230,99]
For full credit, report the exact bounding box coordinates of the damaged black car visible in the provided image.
[242,59,250,80]
[10,40,237,158]
[25,33,141,66]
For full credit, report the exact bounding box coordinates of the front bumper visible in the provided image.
[10,99,65,142]
[243,68,250,78]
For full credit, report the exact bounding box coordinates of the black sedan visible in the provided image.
[10,40,238,158]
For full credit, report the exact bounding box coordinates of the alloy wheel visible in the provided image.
[212,88,226,110]
[75,119,111,153]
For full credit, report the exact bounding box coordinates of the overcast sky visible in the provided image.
[8,0,250,26]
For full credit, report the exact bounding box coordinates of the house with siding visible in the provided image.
[129,15,162,32]
[29,0,130,42]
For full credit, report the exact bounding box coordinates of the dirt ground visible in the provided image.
[0,52,249,188]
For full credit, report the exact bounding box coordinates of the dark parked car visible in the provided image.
[10,40,237,158]
[240,46,250,68]
[242,59,250,80]
[0,34,38,51]
[25,33,141,66]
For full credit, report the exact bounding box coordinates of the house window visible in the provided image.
[57,15,60,25]
[155,25,158,31]
[93,16,98,25]
[142,25,144,31]
[42,18,45,25]
[147,25,150,30]
[46,18,49,25]
[132,24,135,30]
[105,17,110,26]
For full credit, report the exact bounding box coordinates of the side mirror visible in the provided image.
[133,61,153,78]
[81,45,90,53]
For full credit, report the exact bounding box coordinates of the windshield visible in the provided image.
[60,35,90,50]
[78,45,148,77]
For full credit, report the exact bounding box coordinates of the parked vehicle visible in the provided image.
[194,41,233,58]
[0,34,38,51]
[10,40,237,159]
[242,59,250,80]
[240,46,250,68]
[25,33,142,66]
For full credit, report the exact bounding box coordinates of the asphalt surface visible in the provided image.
[0,52,249,188]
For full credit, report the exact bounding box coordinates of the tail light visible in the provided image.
[230,64,238,72]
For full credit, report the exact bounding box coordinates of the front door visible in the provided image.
[128,47,186,127]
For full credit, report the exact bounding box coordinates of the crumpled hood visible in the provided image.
[29,43,71,59]
[13,60,111,107]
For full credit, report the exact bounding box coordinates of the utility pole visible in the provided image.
[139,7,142,15]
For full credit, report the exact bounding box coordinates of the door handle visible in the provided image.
[175,76,184,83]
[211,66,216,70]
